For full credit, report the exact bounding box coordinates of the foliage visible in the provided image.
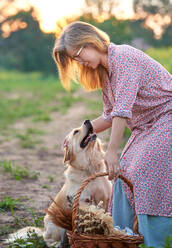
[0,160,40,180]
[146,46,172,74]
[48,176,54,182]
[133,0,172,45]
[0,196,21,212]
[133,0,172,17]
[0,3,171,73]
[0,225,14,236]
[80,16,155,45]
[7,230,49,248]
[15,128,45,149]
[22,207,44,227]
[0,8,56,74]
[0,70,80,131]
[84,0,119,16]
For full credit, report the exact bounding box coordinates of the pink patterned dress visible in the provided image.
[103,43,172,217]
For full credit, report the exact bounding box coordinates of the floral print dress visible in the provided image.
[103,43,172,216]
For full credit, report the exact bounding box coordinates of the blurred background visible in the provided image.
[0,1,172,247]
[0,0,172,74]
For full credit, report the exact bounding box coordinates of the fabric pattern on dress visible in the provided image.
[103,43,172,217]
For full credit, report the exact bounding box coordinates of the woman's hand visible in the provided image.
[104,149,120,180]
[104,116,126,180]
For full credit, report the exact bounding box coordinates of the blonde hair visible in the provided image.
[53,21,110,91]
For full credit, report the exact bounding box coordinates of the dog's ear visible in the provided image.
[63,146,71,163]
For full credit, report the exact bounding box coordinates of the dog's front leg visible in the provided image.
[43,215,61,242]
[59,229,70,248]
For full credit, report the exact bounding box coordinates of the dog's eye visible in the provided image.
[73,130,79,135]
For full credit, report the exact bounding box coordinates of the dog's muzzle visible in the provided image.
[80,120,97,148]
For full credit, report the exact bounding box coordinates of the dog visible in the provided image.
[6,120,112,246]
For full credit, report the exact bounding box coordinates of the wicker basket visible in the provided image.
[67,172,144,248]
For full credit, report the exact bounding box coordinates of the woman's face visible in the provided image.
[67,45,102,69]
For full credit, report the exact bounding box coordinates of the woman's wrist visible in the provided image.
[107,143,119,152]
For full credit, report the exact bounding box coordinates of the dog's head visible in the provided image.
[63,120,104,172]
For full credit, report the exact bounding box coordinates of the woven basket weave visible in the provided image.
[67,172,144,248]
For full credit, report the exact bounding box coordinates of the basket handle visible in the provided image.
[72,172,138,234]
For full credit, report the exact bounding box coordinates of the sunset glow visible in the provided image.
[1,0,168,38]
[29,0,134,33]
[29,0,85,32]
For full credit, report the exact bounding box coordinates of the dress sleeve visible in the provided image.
[102,89,112,122]
[110,55,142,119]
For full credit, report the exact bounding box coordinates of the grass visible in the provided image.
[0,160,40,181]
[2,202,54,248]
[26,128,45,135]
[0,225,14,236]
[14,128,45,149]
[33,113,51,122]
[0,198,44,233]
[16,133,41,148]
[48,175,54,183]
[1,53,171,140]
[5,205,48,247]
[9,206,44,229]
[41,184,50,189]
[146,46,172,74]
[0,70,81,132]
[22,207,44,227]
[0,196,22,212]
[7,230,59,248]
[7,231,48,248]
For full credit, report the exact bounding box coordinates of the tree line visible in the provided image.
[0,0,171,75]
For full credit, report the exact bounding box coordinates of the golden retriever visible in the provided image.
[6,120,112,246]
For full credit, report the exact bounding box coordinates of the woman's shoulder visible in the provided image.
[108,43,145,67]
[109,42,143,60]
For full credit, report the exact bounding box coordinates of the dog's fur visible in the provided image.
[6,120,112,246]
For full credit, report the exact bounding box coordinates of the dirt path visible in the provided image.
[0,89,119,247]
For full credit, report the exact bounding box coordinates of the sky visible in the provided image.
[28,0,134,33]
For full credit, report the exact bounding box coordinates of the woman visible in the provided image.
[52,21,172,247]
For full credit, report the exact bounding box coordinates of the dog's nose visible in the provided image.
[84,120,90,125]
[83,120,93,133]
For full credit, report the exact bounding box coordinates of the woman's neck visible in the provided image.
[100,53,109,72]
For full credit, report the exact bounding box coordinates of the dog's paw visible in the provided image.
[43,218,61,241]
[44,238,61,248]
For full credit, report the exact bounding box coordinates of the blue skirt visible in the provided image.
[112,179,172,248]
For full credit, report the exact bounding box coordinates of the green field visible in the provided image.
[146,46,172,74]
[0,71,84,132]
[0,46,171,136]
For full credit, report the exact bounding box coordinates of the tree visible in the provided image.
[83,0,119,17]
[0,8,56,73]
[0,0,31,24]
[133,0,172,18]
[133,0,172,40]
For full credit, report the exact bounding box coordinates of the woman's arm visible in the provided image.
[91,116,112,133]
[105,116,126,180]
[91,115,127,180]
[108,116,126,151]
